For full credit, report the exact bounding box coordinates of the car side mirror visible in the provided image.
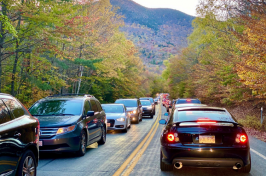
[159,119,167,125]
[87,111,95,116]
[164,112,169,116]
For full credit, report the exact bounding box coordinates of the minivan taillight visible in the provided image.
[34,118,40,144]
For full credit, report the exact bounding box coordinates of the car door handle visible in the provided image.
[14,132,21,137]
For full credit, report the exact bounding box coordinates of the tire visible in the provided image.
[139,113,142,122]
[167,107,169,112]
[17,150,37,176]
[153,108,156,115]
[123,126,128,133]
[135,116,139,124]
[242,153,251,173]
[98,126,106,145]
[150,114,154,118]
[76,130,87,156]
[160,151,173,171]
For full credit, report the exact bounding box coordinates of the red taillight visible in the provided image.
[167,134,175,142]
[197,118,216,124]
[186,99,191,102]
[240,135,247,142]
[235,134,247,143]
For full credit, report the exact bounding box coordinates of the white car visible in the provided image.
[102,104,131,133]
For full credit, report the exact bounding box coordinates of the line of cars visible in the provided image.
[159,96,251,173]
[0,93,158,176]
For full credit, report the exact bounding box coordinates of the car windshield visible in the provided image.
[140,100,151,106]
[174,110,235,122]
[102,104,124,113]
[115,100,137,107]
[29,100,83,116]
[176,99,201,104]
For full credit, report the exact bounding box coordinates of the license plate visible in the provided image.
[199,135,215,143]
[107,123,110,127]
[39,141,43,146]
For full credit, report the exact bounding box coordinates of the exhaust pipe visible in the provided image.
[233,163,242,170]
[174,162,183,169]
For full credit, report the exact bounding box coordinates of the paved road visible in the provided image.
[37,105,266,176]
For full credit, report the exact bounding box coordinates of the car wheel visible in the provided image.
[17,150,37,176]
[76,130,87,156]
[160,151,173,171]
[242,153,251,173]
[123,126,128,133]
[153,108,156,115]
[150,114,154,118]
[139,114,142,122]
[98,126,106,145]
[166,107,169,112]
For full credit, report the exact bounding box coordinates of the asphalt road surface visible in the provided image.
[37,104,266,176]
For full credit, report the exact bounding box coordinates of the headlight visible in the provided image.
[117,117,125,121]
[147,106,152,110]
[133,110,137,114]
[56,125,76,135]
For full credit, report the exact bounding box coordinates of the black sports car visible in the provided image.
[159,106,251,173]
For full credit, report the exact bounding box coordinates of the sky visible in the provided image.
[132,0,200,16]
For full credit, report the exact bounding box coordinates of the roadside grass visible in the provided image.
[237,115,262,131]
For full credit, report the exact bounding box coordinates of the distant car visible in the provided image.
[140,97,156,115]
[115,99,142,124]
[102,104,130,133]
[159,106,251,173]
[29,94,107,156]
[175,98,201,104]
[173,103,207,110]
[0,93,39,176]
[140,100,154,118]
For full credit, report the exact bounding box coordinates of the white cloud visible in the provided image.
[132,0,199,16]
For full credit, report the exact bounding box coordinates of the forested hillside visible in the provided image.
[110,0,194,73]
[0,0,166,106]
[162,0,266,132]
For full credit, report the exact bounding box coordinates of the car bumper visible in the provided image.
[107,119,127,130]
[142,109,152,115]
[161,146,250,167]
[39,133,80,152]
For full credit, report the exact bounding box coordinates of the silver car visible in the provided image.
[102,104,131,133]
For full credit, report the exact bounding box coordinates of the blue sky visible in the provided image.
[132,0,199,16]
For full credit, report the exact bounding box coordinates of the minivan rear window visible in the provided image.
[176,99,201,104]
[174,110,234,122]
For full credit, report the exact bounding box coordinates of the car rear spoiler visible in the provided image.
[175,120,240,127]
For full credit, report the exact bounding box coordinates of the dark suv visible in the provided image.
[139,97,156,115]
[115,99,142,124]
[29,94,107,156]
[0,93,39,176]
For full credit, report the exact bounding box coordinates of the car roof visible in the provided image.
[39,94,98,102]
[0,93,14,99]
[178,98,199,100]
[140,100,150,102]
[102,103,124,106]
[116,99,138,100]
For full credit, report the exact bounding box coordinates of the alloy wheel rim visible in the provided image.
[81,133,86,153]
[22,156,35,176]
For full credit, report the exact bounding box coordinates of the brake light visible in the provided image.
[235,134,247,143]
[197,118,216,124]
[186,99,191,102]
[167,134,175,142]
[166,133,179,142]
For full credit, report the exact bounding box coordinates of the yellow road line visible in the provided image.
[113,104,162,176]
[123,122,160,176]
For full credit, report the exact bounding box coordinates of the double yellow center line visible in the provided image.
[113,104,162,176]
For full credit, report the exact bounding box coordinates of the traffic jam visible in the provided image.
[0,93,251,175]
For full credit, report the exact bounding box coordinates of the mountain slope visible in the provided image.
[110,0,195,73]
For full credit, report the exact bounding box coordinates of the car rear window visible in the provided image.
[102,104,124,113]
[29,100,83,116]
[140,100,151,106]
[174,109,235,122]
[176,99,201,104]
[115,100,137,107]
